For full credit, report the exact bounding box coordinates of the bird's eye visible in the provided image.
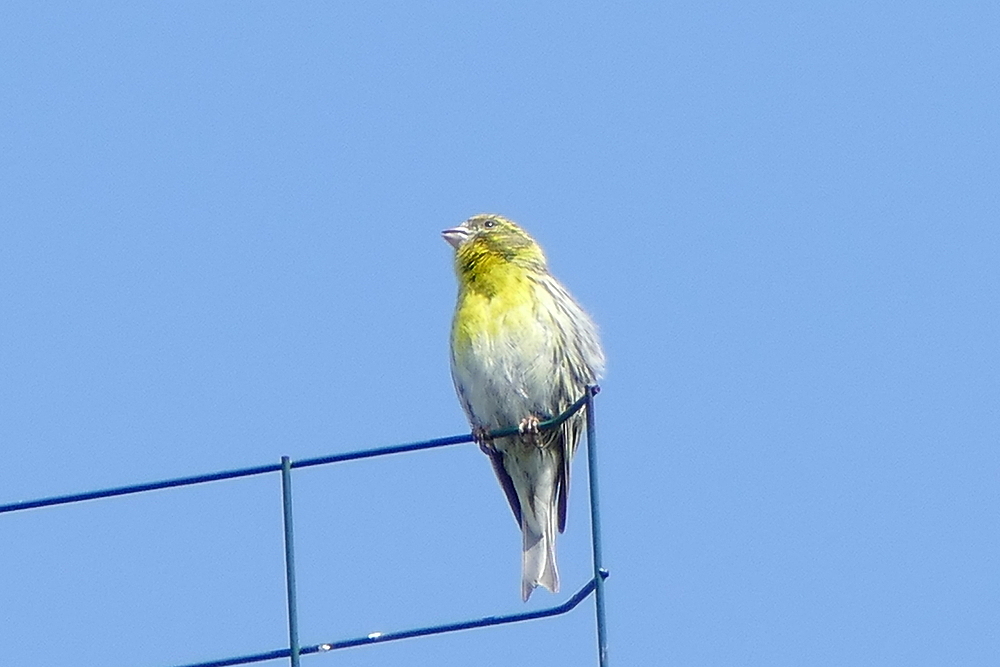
[484,220,496,228]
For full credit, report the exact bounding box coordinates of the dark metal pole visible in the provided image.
[0,393,592,517]
[584,387,609,666]
[280,456,301,667]
[171,576,604,667]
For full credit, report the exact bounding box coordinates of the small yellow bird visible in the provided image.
[442,214,605,601]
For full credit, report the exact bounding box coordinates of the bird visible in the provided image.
[442,213,605,601]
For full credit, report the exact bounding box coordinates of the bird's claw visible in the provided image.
[473,426,495,454]
[518,415,541,435]
[518,415,543,446]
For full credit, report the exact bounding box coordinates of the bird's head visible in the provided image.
[442,214,548,280]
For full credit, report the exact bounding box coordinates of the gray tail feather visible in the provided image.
[521,508,559,601]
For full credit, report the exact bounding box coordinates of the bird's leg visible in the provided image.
[473,425,496,455]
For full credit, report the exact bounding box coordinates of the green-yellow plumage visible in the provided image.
[443,214,605,601]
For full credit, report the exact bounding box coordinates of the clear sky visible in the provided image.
[2,2,997,666]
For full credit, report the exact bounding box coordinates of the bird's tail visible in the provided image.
[521,484,560,601]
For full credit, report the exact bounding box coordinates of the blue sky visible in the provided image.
[2,2,998,666]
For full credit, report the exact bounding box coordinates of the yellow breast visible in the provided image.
[451,260,541,347]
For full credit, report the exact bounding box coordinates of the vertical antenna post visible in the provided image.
[280,456,301,667]
[584,386,609,666]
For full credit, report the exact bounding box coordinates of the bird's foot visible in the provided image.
[473,426,495,455]
[519,415,543,446]
[518,415,540,435]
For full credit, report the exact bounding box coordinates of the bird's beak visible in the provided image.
[441,225,471,249]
